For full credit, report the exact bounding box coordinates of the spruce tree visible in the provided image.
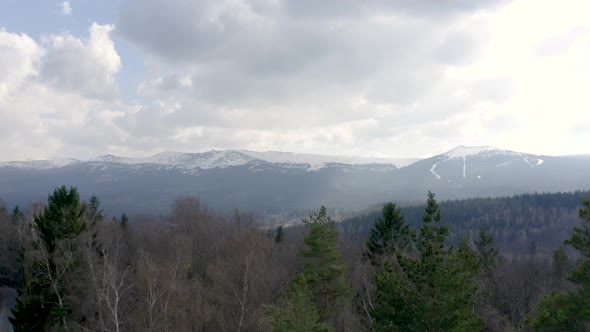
[365,202,412,265]
[275,224,285,243]
[443,238,482,330]
[10,186,88,331]
[120,213,129,229]
[301,206,350,323]
[532,198,590,331]
[474,230,499,277]
[552,247,570,280]
[265,274,331,332]
[372,192,482,331]
[11,205,24,224]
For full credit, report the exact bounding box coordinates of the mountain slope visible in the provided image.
[2,150,417,172]
[0,146,589,215]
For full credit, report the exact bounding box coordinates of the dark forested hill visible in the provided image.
[339,191,590,256]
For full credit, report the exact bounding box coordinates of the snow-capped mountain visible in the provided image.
[0,158,80,170]
[1,150,418,172]
[426,145,545,180]
[1,146,589,215]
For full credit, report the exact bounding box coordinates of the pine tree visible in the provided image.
[10,186,88,331]
[365,202,412,265]
[301,206,350,323]
[372,192,482,331]
[264,274,332,332]
[532,198,590,331]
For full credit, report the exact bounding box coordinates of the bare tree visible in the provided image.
[84,222,131,332]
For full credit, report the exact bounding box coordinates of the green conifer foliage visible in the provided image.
[532,198,590,331]
[10,186,88,331]
[120,213,129,229]
[301,206,350,322]
[275,224,285,243]
[474,230,499,277]
[552,247,570,280]
[11,205,24,224]
[372,192,482,331]
[35,186,87,253]
[365,202,412,265]
[264,274,332,332]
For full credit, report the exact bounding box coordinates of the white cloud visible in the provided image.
[0,29,43,98]
[2,0,590,161]
[111,0,513,158]
[0,24,126,161]
[446,0,590,155]
[41,23,121,98]
[60,1,72,16]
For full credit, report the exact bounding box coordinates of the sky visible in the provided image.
[1,0,589,161]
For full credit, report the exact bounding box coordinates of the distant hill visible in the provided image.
[1,146,589,215]
[340,190,590,256]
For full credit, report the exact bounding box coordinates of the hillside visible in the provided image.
[1,146,589,215]
[340,190,590,255]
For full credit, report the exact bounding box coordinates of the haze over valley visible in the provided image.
[2,145,589,215]
[2,0,590,331]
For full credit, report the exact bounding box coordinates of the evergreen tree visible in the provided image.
[444,238,482,330]
[372,192,482,331]
[120,213,129,229]
[532,198,590,331]
[552,247,570,280]
[87,195,103,221]
[474,230,499,277]
[35,186,86,253]
[11,205,24,224]
[10,186,88,331]
[275,224,285,243]
[265,274,331,332]
[0,199,6,216]
[301,206,350,322]
[365,202,412,264]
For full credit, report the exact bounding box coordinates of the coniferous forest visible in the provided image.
[1,186,590,331]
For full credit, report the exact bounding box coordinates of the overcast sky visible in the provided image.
[1,0,589,161]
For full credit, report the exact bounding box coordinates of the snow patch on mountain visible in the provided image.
[443,145,517,159]
[3,150,419,171]
[519,154,545,168]
[240,150,417,170]
[93,151,255,169]
[430,145,535,180]
[430,162,442,179]
[462,156,466,179]
[0,158,80,169]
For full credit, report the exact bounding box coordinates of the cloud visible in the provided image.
[40,23,121,99]
[110,0,515,159]
[536,27,590,57]
[60,1,72,16]
[0,24,126,161]
[2,0,590,162]
[0,29,42,98]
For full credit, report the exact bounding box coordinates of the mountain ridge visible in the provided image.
[2,145,589,215]
[0,145,563,172]
[1,149,422,171]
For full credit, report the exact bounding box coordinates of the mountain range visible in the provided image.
[1,146,589,215]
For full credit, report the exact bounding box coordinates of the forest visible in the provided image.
[1,186,589,331]
[340,191,590,256]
